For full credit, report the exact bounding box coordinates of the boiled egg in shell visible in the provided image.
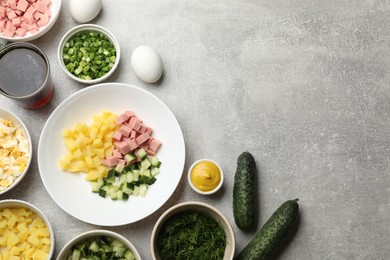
[131,45,163,83]
[69,0,102,23]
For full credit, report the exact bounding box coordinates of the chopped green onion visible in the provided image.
[62,30,117,80]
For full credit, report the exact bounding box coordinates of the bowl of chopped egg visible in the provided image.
[0,199,54,259]
[0,108,32,195]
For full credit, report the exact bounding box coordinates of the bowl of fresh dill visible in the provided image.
[150,201,235,260]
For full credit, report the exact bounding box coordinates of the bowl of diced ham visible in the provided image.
[0,0,61,41]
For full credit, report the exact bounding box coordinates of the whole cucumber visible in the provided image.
[236,199,299,260]
[233,151,257,231]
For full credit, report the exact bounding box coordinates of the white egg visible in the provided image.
[69,0,102,23]
[131,45,163,83]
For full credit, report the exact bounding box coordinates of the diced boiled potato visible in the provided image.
[85,171,99,181]
[0,207,51,259]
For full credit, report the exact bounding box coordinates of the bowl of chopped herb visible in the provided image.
[58,24,120,84]
[151,201,235,260]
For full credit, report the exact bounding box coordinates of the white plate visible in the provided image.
[0,0,62,42]
[38,83,185,226]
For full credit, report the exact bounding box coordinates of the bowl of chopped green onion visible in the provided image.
[58,24,120,84]
[151,201,235,260]
[56,230,141,260]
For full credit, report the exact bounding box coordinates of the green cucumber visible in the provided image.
[236,199,299,260]
[233,151,257,231]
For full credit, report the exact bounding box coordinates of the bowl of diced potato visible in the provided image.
[0,108,32,195]
[0,199,54,259]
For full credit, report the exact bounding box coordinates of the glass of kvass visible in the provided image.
[0,43,54,109]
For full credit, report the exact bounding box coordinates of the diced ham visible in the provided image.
[115,141,132,155]
[149,138,162,152]
[35,0,45,13]
[16,0,28,12]
[138,125,146,133]
[101,156,119,167]
[14,27,25,36]
[132,120,142,131]
[1,0,52,38]
[2,28,12,36]
[11,16,19,26]
[0,6,5,17]
[112,149,122,159]
[130,130,136,139]
[127,138,138,151]
[5,20,15,32]
[115,114,127,125]
[135,133,150,146]
[124,110,135,118]
[112,130,122,141]
[146,149,156,156]
[139,142,149,151]
[118,159,126,165]
[6,9,16,19]
[119,124,132,138]
[145,127,153,135]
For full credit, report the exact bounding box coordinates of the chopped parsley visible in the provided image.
[157,210,226,260]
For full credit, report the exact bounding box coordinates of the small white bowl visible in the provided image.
[151,201,235,260]
[57,24,121,84]
[56,230,141,260]
[0,108,32,195]
[0,199,55,258]
[188,159,224,195]
[0,0,62,42]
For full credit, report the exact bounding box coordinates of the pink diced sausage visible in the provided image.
[6,0,16,9]
[16,0,29,12]
[146,149,156,156]
[2,28,12,36]
[135,133,150,146]
[6,9,16,19]
[0,6,5,18]
[132,120,142,131]
[145,127,153,135]
[37,12,49,26]
[20,21,28,29]
[26,5,35,13]
[15,27,26,36]
[138,124,146,133]
[149,139,162,152]
[35,1,46,13]
[124,110,135,118]
[5,20,15,32]
[112,149,121,158]
[130,130,137,139]
[127,138,138,151]
[33,10,41,20]
[119,125,132,138]
[27,22,37,30]
[102,156,118,167]
[11,16,20,26]
[115,141,132,155]
[115,114,127,125]
[112,130,122,141]
[139,142,149,151]
[118,159,126,165]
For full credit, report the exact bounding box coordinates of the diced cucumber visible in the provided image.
[126,172,134,183]
[148,156,161,167]
[139,184,148,197]
[135,148,147,159]
[125,153,136,163]
[90,181,101,193]
[115,163,124,173]
[72,249,81,260]
[151,167,160,176]
[89,241,99,253]
[124,249,135,260]
[142,169,151,177]
[141,158,151,169]
[98,188,106,198]
[133,186,140,196]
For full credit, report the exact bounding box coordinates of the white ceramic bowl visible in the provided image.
[188,159,224,195]
[0,0,62,42]
[151,201,235,260]
[0,199,55,258]
[0,108,32,195]
[56,230,141,260]
[57,24,121,84]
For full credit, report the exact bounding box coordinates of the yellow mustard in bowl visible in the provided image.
[190,160,221,192]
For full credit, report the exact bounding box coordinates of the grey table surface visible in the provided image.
[1,0,390,259]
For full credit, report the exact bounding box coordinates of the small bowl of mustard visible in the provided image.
[188,159,223,195]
